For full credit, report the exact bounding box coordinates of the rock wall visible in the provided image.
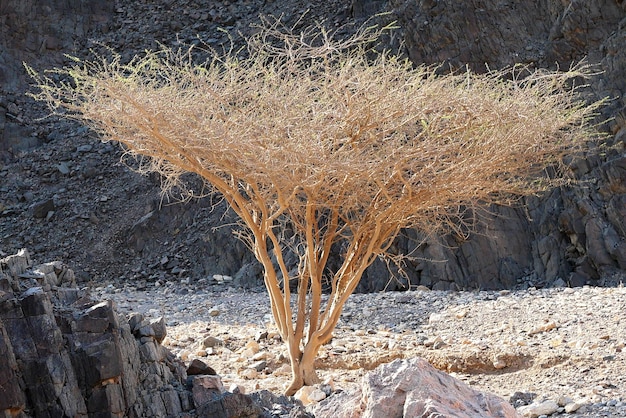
[0,249,193,417]
[0,0,624,292]
[355,0,626,291]
[121,0,626,292]
[0,0,113,88]
[0,0,113,154]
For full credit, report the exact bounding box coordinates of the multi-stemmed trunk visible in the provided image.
[248,205,394,395]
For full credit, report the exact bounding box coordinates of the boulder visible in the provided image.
[312,358,520,418]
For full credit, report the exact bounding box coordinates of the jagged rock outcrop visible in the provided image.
[312,357,520,417]
[0,249,194,417]
[0,249,317,417]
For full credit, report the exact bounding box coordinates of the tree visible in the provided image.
[28,25,604,395]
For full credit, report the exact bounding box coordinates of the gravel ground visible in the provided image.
[93,280,626,417]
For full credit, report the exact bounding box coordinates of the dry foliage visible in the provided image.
[27,24,605,394]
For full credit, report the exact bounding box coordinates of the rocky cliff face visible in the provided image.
[0,0,112,88]
[0,249,316,418]
[0,0,112,155]
[0,0,624,292]
[0,249,194,417]
[372,0,626,290]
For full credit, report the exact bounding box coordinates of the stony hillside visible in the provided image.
[0,0,625,293]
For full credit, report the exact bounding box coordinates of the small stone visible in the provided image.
[454,309,468,319]
[429,312,445,323]
[137,324,155,338]
[76,144,93,152]
[309,388,327,402]
[57,162,70,174]
[564,401,584,413]
[32,198,55,218]
[518,400,559,417]
[192,374,224,398]
[22,191,34,202]
[273,364,291,376]
[179,349,191,361]
[492,358,507,369]
[322,377,335,393]
[254,330,268,341]
[149,316,167,343]
[424,336,441,347]
[187,359,216,376]
[229,384,245,394]
[240,347,256,358]
[250,360,267,372]
[556,396,572,407]
[203,336,223,348]
[128,312,144,331]
[244,340,259,353]
[294,386,317,406]
[528,320,557,336]
[208,307,220,317]
[240,368,258,379]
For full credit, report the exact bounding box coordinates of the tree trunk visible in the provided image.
[285,341,322,396]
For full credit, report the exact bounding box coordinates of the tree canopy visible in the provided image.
[28,24,605,394]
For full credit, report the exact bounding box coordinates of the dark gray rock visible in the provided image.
[149,316,167,344]
[374,0,626,290]
[0,321,24,413]
[0,249,190,417]
[196,390,263,418]
[31,198,55,218]
[1,249,311,417]
[186,359,216,376]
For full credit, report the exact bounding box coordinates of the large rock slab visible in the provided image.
[313,357,520,418]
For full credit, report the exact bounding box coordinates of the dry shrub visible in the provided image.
[27,24,605,394]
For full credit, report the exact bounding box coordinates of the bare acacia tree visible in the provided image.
[28,25,604,395]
